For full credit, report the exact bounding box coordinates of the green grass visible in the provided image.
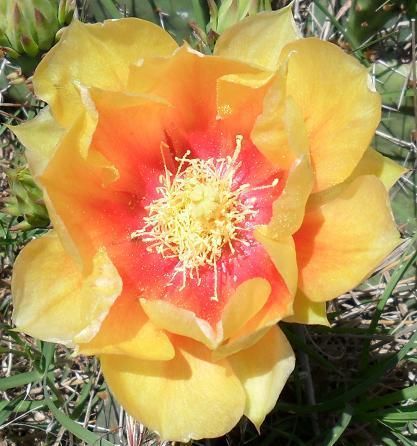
[1,1,416,445]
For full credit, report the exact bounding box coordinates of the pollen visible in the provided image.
[131,135,278,301]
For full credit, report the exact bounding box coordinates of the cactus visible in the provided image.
[0,0,76,74]
[84,0,210,51]
[208,0,272,35]
[0,58,35,105]
[2,164,50,231]
[347,0,404,47]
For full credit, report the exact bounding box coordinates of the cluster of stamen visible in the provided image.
[131,135,278,300]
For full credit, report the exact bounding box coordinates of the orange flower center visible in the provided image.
[131,135,278,300]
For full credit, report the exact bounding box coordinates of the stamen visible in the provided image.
[131,135,279,301]
[250,178,280,191]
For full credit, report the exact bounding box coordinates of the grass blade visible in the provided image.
[45,396,115,446]
[322,405,353,446]
[0,370,41,391]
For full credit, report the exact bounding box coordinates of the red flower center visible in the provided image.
[131,135,279,300]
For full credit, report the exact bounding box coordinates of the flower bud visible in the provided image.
[3,165,50,231]
[209,0,271,35]
[0,0,75,59]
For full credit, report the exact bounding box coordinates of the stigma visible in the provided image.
[131,135,278,301]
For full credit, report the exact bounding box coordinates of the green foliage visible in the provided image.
[0,0,75,74]
[347,0,404,47]
[2,162,49,231]
[373,61,417,234]
[208,0,272,35]
[0,60,34,105]
[84,0,211,51]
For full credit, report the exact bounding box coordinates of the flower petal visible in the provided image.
[100,337,246,442]
[214,6,299,70]
[140,298,221,349]
[12,231,121,344]
[216,71,273,121]
[284,291,329,325]
[254,230,297,298]
[9,107,64,178]
[251,78,313,237]
[349,148,406,190]
[127,45,264,135]
[135,235,290,332]
[251,74,309,168]
[78,297,175,361]
[294,175,401,302]
[214,280,293,360]
[229,325,295,429]
[39,92,169,267]
[221,278,271,340]
[280,38,381,191]
[34,18,177,127]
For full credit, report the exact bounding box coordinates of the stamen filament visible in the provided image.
[131,135,279,300]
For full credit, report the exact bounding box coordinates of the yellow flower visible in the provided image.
[11,7,403,441]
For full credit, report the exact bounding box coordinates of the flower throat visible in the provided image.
[131,135,278,300]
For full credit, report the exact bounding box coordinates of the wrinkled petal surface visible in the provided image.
[294,175,401,302]
[34,18,177,126]
[12,231,121,344]
[9,107,64,178]
[101,337,246,442]
[229,325,295,428]
[77,289,175,360]
[280,38,381,191]
[284,291,329,325]
[349,148,406,189]
[214,6,299,70]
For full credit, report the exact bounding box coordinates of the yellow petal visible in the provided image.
[34,18,177,127]
[268,148,313,238]
[78,298,175,361]
[229,326,295,429]
[39,90,170,267]
[38,112,103,265]
[213,326,270,360]
[100,338,246,442]
[280,38,381,192]
[295,175,401,302]
[254,230,298,298]
[251,74,310,168]
[214,237,298,360]
[284,291,329,325]
[349,148,406,190]
[127,44,263,128]
[214,297,291,360]
[9,107,64,178]
[221,278,271,340]
[214,6,299,70]
[251,78,313,237]
[12,231,121,344]
[140,298,221,349]
[42,190,82,267]
[78,85,170,159]
[216,71,273,120]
